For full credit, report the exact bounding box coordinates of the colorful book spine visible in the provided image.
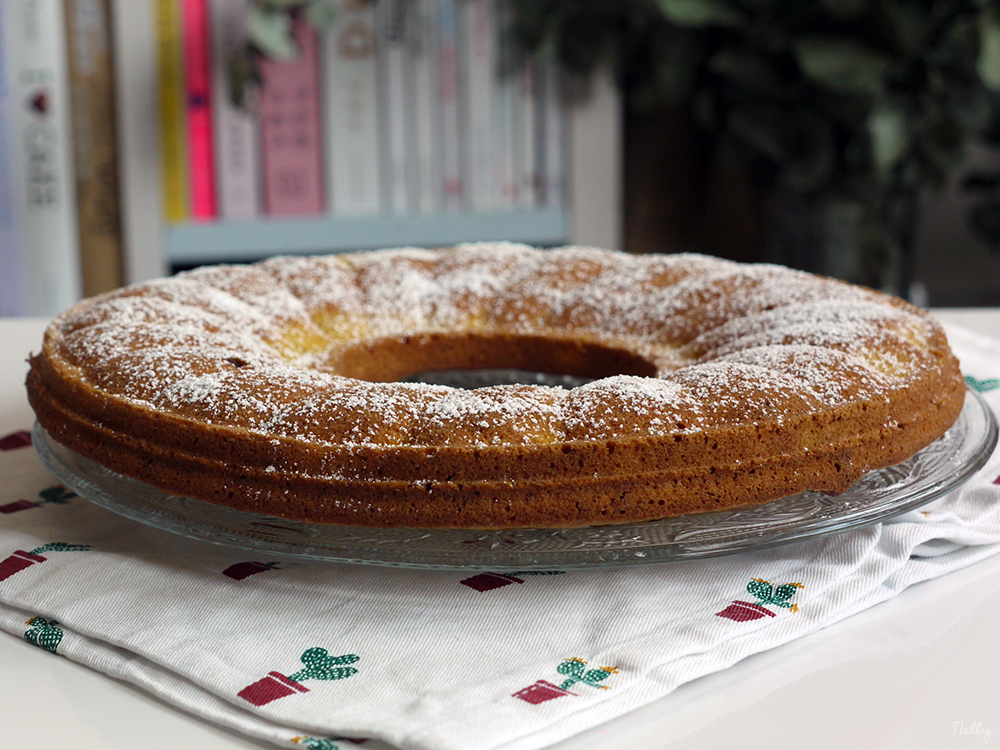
[181,0,217,220]
[436,0,463,210]
[516,56,540,207]
[411,0,438,214]
[492,0,521,209]
[323,0,380,217]
[64,0,125,297]
[378,0,413,214]
[460,0,497,211]
[541,61,565,208]
[258,18,324,216]
[0,1,26,315]
[209,0,259,219]
[0,0,82,316]
[156,0,188,222]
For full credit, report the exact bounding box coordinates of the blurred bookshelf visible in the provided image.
[109,0,623,285]
[166,207,567,266]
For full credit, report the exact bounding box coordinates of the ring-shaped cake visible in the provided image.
[26,243,966,528]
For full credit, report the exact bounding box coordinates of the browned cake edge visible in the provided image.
[26,338,965,528]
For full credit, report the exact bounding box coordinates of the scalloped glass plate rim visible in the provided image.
[32,388,997,570]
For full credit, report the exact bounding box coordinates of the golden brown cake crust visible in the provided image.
[26,244,966,528]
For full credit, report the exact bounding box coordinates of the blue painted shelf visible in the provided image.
[165,208,569,265]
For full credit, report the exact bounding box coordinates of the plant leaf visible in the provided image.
[557,658,586,678]
[305,0,341,28]
[583,668,612,685]
[747,579,773,601]
[868,103,910,178]
[655,0,743,28]
[247,6,298,60]
[978,7,1000,92]
[227,49,259,108]
[772,583,799,602]
[291,648,360,682]
[794,37,893,96]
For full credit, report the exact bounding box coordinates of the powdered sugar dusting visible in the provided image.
[564,376,705,438]
[713,344,894,407]
[48,243,945,449]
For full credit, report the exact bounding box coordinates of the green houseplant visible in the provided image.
[232,0,1000,295]
[511,0,1000,295]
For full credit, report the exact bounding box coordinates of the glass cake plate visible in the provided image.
[32,388,997,570]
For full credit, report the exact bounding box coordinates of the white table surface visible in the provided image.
[2,310,999,750]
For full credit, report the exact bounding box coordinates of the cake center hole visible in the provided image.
[325,332,657,387]
[402,369,593,389]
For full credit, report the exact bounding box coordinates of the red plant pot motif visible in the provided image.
[512,680,577,704]
[461,572,525,592]
[238,671,309,706]
[0,544,89,582]
[0,431,32,451]
[717,579,803,621]
[515,658,617,704]
[223,561,279,580]
[0,500,40,514]
[0,550,47,582]
[1,487,75,515]
[238,648,359,706]
[716,600,778,622]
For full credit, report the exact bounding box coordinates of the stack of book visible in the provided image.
[1,0,123,316]
[0,0,122,316]
[0,0,568,317]
[160,0,566,223]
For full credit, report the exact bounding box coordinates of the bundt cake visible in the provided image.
[26,243,966,528]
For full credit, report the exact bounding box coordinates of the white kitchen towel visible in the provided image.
[1,323,999,750]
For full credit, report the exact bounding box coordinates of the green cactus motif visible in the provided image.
[288,648,359,684]
[747,578,803,612]
[965,376,1000,393]
[24,617,63,653]
[556,658,618,691]
[28,542,91,556]
[292,738,340,750]
[37,486,77,505]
